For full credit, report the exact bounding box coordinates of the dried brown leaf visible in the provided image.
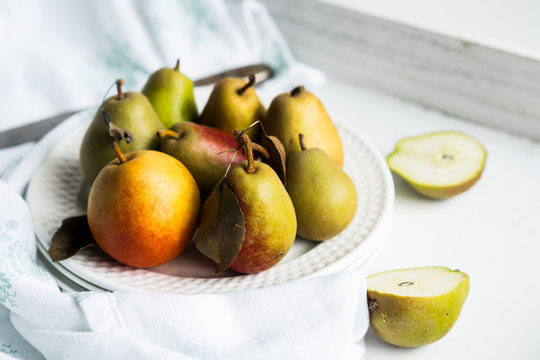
[194,180,246,273]
[48,215,95,262]
[258,123,287,185]
[102,109,134,143]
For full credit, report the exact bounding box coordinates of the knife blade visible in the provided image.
[0,63,273,149]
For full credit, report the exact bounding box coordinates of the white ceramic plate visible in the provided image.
[26,110,393,294]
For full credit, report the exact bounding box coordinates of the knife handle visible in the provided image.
[0,63,274,148]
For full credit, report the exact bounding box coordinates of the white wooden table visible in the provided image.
[314,76,540,359]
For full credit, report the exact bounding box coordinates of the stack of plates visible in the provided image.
[26,111,394,294]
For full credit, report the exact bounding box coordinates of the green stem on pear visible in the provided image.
[156,129,181,140]
[291,85,305,97]
[298,133,307,151]
[174,59,180,71]
[116,79,125,100]
[112,141,127,164]
[236,74,256,96]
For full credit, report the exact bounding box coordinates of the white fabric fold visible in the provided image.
[0,184,369,358]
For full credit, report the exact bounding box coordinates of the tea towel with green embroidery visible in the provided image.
[0,1,372,359]
[0,180,369,360]
[0,0,323,138]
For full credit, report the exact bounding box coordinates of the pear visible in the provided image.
[387,131,487,199]
[263,86,344,166]
[142,59,198,127]
[195,132,297,274]
[367,266,469,347]
[80,79,165,184]
[199,75,265,140]
[88,142,200,268]
[286,134,357,241]
[157,122,247,200]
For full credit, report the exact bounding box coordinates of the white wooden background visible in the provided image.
[260,0,540,141]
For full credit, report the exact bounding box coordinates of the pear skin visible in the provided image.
[199,76,265,140]
[158,122,247,199]
[142,60,198,128]
[80,81,165,184]
[226,161,297,273]
[286,142,357,241]
[88,148,200,268]
[367,267,469,347]
[264,86,344,166]
[195,133,297,274]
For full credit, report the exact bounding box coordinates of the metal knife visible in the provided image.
[0,63,273,149]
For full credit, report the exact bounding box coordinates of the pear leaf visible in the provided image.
[194,180,246,273]
[258,124,287,185]
[48,215,95,262]
[102,110,134,144]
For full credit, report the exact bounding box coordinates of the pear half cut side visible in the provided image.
[387,131,487,198]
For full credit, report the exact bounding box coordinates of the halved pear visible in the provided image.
[367,266,469,347]
[387,131,486,198]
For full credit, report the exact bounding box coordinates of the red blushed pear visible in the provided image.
[157,122,247,200]
[87,142,200,268]
[195,131,297,274]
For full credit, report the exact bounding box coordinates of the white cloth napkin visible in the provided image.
[0,1,368,359]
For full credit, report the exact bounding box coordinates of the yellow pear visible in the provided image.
[199,75,265,140]
[263,86,344,166]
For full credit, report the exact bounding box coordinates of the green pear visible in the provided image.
[367,266,470,347]
[80,79,165,184]
[199,75,265,140]
[195,132,297,274]
[387,131,487,199]
[142,59,198,127]
[286,134,357,241]
[263,86,344,166]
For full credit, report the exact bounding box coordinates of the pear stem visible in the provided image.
[156,129,181,140]
[291,85,304,97]
[298,133,307,151]
[174,59,180,71]
[236,74,256,96]
[112,141,127,164]
[116,79,125,100]
[234,130,256,174]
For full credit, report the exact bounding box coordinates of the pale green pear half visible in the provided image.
[367,266,469,347]
[387,131,487,199]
